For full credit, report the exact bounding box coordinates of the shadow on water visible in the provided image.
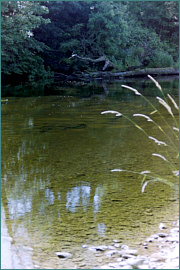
[1,77,179,268]
[1,75,179,98]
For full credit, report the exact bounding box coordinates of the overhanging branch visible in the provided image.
[69,53,115,71]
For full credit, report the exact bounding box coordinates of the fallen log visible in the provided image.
[54,67,179,82]
[79,67,179,79]
[109,67,179,78]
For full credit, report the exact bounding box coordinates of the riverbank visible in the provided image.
[54,67,179,83]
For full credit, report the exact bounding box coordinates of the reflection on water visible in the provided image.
[1,79,179,268]
[93,186,104,216]
[97,223,106,237]
[66,183,91,213]
[8,195,32,220]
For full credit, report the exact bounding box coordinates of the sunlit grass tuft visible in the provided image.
[101,75,179,193]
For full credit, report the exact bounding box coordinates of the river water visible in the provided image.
[1,77,179,269]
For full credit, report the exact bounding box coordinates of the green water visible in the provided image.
[1,79,179,269]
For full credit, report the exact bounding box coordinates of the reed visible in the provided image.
[101,75,179,193]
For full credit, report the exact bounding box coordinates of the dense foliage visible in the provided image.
[1,1,51,83]
[1,1,179,84]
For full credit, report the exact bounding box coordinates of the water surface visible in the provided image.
[1,78,179,269]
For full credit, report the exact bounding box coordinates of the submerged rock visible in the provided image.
[113,239,120,243]
[159,223,166,230]
[105,250,121,257]
[146,237,154,243]
[121,244,129,250]
[125,257,146,268]
[157,232,168,238]
[170,227,179,234]
[150,234,159,239]
[88,245,107,252]
[119,249,138,256]
[138,263,149,269]
[115,260,130,267]
[143,243,148,247]
[114,243,121,248]
[120,266,133,269]
[121,254,136,259]
[55,251,72,259]
[107,245,116,250]
[95,245,108,251]
[166,236,179,243]
[109,262,123,268]
[167,246,179,259]
[100,264,114,269]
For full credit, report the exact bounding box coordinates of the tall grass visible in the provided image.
[101,75,179,193]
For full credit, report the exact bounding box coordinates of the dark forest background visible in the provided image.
[1,1,179,84]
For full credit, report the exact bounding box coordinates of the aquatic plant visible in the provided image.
[101,75,179,193]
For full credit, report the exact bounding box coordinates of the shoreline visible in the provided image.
[53,67,179,83]
[95,219,179,269]
[2,203,178,269]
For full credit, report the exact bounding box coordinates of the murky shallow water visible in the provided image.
[1,78,179,269]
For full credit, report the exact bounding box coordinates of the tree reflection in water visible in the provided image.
[66,184,91,213]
